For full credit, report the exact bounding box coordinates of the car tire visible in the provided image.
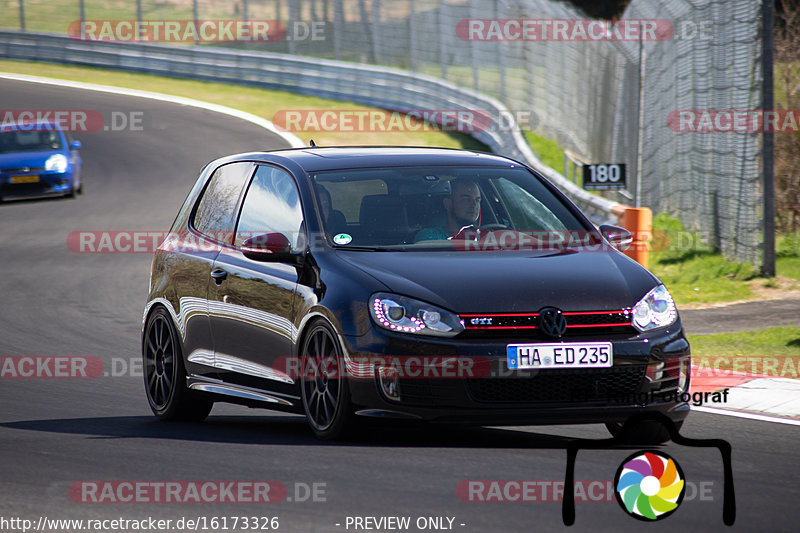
[605,419,684,445]
[143,306,213,422]
[300,319,354,440]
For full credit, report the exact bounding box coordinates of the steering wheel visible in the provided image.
[479,223,510,231]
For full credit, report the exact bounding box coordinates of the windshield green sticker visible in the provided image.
[333,233,353,245]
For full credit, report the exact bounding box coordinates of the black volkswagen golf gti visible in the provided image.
[142,147,690,441]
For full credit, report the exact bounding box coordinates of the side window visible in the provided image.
[235,165,304,250]
[193,162,253,239]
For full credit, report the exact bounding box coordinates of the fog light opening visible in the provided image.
[377,367,401,401]
[645,362,665,382]
[677,358,690,393]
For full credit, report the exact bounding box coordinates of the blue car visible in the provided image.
[0,121,82,200]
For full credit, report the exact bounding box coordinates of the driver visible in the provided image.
[414,178,481,242]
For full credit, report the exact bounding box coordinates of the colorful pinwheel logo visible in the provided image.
[614,451,685,521]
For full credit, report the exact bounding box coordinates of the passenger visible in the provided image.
[317,185,348,235]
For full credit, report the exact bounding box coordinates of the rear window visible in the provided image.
[192,162,253,239]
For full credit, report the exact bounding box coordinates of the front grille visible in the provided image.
[397,378,438,405]
[0,167,45,175]
[0,182,49,195]
[466,365,647,404]
[460,310,635,338]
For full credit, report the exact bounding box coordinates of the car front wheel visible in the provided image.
[300,319,354,439]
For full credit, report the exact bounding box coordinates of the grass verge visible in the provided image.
[689,327,800,379]
[523,129,565,175]
[650,213,760,306]
[650,213,800,307]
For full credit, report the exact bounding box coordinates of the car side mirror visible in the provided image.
[69,140,82,150]
[241,232,304,265]
[599,225,633,251]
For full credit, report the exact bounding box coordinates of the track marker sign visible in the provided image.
[583,163,626,191]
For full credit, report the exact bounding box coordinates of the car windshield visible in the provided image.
[312,165,594,251]
[0,128,63,154]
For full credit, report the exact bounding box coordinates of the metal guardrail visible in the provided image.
[0,30,622,223]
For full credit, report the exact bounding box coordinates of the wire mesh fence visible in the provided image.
[0,0,766,266]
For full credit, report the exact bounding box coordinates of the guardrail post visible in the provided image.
[438,0,447,80]
[288,0,298,55]
[79,0,85,24]
[495,0,507,104]
[334,0,343,60]
[191,0,199,44]
[372,0,381,64]
[409,0,417,72]
[18,0,25,32]
[469,0,479,90]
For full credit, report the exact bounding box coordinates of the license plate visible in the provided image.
[10,175,39,184]
[507,342,613,369]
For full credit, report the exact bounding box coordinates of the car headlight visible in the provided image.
[369,293,464,337]
[45,154,68,173]
[632,284,677,332]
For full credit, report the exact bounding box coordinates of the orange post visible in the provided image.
[618,207,652,269]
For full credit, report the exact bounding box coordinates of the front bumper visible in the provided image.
[343,322,691,426]
[0,171,74,198]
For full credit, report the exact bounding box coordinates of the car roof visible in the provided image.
[229,146,524,173]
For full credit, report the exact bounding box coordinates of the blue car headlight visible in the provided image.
[632,284,677,332]
[369,293,464,337]
[45,154,69,173]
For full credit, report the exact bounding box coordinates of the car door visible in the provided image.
[208,164,305,401]
[173,160,254,376]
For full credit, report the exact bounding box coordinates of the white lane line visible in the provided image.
[0,72,305,148]
[693,406,800,427]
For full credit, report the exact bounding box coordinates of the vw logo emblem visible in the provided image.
[539,307,567,338]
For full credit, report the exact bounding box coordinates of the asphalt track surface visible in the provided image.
[0,78,798,533]
[681,298,800,335]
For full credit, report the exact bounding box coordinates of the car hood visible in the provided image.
[0,151,57,170]
[336,249,659,313]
